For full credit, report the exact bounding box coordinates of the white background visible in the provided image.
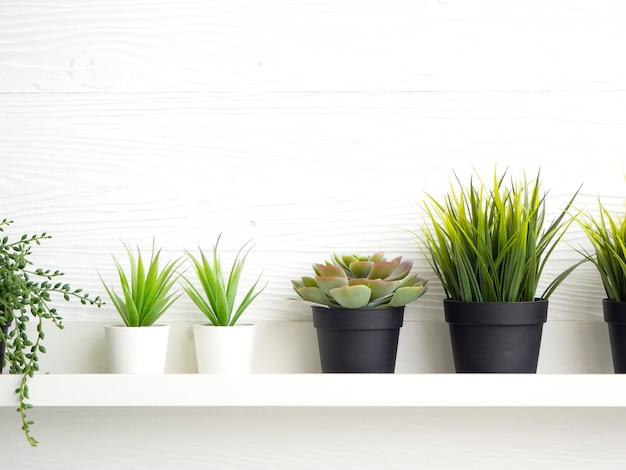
[1,0,626,468]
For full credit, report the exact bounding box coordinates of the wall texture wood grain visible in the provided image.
[0,91,621,322]
[2,0,626,93]
[2,0,626,467]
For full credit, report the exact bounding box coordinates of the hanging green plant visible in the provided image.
[0,219,102,446]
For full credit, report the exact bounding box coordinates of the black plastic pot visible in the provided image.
[603,299,626,373]
[312,306,404,373]
[444,299,548,373]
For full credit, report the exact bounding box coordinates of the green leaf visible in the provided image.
[577,196,626,301]
[367,279,400,302]
[329,285,371,308]
[183,236,265,325]
[102,241,181,327]
[385,260,413,281]
[315,276,349,295]
[313,263,347,278]
[417,168,579,302]
[388,286,428,307]
[348,261,374,278]
[296,287,336,306]
[368,258,401,280]
[300,276,318,288]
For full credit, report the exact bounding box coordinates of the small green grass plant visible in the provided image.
[182,236,265,326]
[101,242,182,326]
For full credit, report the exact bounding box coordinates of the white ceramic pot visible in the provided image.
[105,324,170,374]
[193,323,257,374]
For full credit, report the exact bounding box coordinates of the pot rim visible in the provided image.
[311,305,404,330]
[105,323,170,329]
[443,298,548,305]
[444,298,548,326]
[603,298,626,324]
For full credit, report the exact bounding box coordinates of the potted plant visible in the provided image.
[100,242,182,374]
[417,169,581,373]
[578,197,626,372]
[0,219,102,446]
[292,252,428,373]
[181,236,265,374]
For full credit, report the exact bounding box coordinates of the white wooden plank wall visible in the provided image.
[2,1,626,468]
[1,0,624,325]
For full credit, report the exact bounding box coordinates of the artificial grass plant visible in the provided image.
[101,242,182,326]
[182,236,265,326]
[578,197,626,302]
[418,169,581,302]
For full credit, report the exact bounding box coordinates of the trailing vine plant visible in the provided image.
[0,219,102,446]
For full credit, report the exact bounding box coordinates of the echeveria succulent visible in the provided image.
[292,252,428,309]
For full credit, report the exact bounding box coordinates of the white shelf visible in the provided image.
[0,374,624,408]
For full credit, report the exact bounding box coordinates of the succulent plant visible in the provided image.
[292,252,428,309]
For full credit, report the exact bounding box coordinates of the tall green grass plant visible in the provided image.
[579,199,626,302]
[418,170,580,302]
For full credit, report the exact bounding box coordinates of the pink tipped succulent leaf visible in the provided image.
[293,251,428,308]
[386,260,414,281]
[296,286,339,307]
[368,257,402,279]
[329,285,372,309]
[332,253,359,270]
[313,263,347,278]
[315,276,349,295]
[397,274,428,288]
[388,285,428,307]
[367,279,400,301]
[349,261,374,278]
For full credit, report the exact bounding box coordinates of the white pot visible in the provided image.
[105,324,170,374]
[193,323,257,374]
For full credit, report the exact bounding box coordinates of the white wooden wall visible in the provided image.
[2,0,626,468]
